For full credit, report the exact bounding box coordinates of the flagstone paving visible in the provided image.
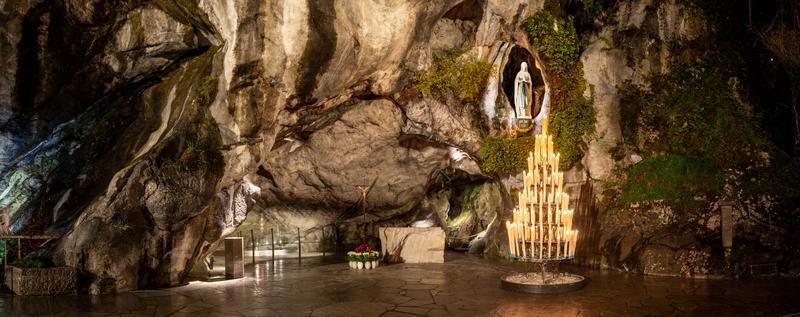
[0,253,797,316]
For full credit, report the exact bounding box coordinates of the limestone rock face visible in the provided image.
[0,0,728,290]
[0,0,541,293]
[380,227,445,263]
[581,0,705,182]
[261,99,451,217]
[579,0,713,275]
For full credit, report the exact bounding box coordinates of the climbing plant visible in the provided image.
[550,65,596,169]
[481,136,536,174]
[612,55,800,226]
[616,154,722,210]
[413,52,494,109]
[524,10,596,169]
[618,56,763,170]
[524,11,581,76]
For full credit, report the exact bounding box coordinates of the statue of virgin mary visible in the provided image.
[513,62,533,119]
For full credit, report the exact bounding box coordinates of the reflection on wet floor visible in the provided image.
[0,252,798,316]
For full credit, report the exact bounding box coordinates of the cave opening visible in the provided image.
[502,46,546,118]
[198,209,337,280]
[443,0,485,22]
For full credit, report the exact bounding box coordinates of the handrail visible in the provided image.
[0,235,60,239]
[0,235,61,261]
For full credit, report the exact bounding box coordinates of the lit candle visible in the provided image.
[555,153,560,174]
[564,209,572,232]
[547,135,553,158]
[543,174,548,203]
[534,135,541,159]
[510,222,517,255]
[523,174,528,193]
[567,231,575,256]
[547,224,552,258]
[528,197,534,225]
[513,207,518,223]
[528,152,534,174]
[520,224,527,259]
[556,226,561,258]
[542,115,549,135]
[572,231,578,257]
[538,204,544,258]
[524,221,530,240]
[506,221,514,256]
[529,224,535,249]
[555,199,561,226]
[565,230,571,258]
[562,193,569,211]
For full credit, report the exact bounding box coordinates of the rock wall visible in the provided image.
[0,0,545,293]
[1,0,787,292]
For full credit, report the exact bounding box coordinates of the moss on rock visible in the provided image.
[480,136,536,174]
[413,51,494,109]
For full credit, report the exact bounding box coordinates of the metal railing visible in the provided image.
[229,227,337,265]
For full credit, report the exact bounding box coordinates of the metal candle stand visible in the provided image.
[501,115,586,294]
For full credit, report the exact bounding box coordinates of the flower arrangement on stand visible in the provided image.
[347,243,381,269]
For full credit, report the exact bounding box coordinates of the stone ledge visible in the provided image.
[5,266,77,295]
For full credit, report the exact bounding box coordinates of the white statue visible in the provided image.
[514,62,533,119]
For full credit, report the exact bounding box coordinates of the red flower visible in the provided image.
[355,243,370,252]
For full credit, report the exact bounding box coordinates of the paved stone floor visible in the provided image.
[0,253,797,316]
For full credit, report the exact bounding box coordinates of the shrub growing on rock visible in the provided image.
[480,136,536,174]
[413,52,493,108]
[11,251,54,268]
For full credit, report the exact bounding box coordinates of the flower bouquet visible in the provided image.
[347,243,381,269]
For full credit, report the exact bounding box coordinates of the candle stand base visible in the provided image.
[501,259,586,294]
[500,272,586,294]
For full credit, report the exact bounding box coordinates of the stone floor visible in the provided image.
[0,252,798,316]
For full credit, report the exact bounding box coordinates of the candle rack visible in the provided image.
[501,115,586,294]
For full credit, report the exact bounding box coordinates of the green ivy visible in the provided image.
[413,52,494,108]
[524,11,581,76]
[550,66,596,169]
[612,55,796,218]
[522,10,595,169]
[481,136,536,174]
[11,251,54,268]
[618,155,722,209]
[619,56,763,170]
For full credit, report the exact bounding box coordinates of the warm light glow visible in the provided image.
[505,116,578,260]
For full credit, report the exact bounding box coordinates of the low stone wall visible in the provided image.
[4,266,77,295]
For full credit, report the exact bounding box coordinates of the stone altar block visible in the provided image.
[379,227,445,263]
[4,266,76,295]
[225,237,244,279]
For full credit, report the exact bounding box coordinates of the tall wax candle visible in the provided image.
[542,115,549,135]
[556,226,561,258]
[506,221,514,255]
[538,204,544,250]
[528,153,534,174]
[555,153,560,174]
